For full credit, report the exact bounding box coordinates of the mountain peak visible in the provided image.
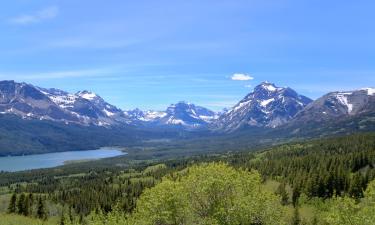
[255,82,283,92]
[76,90,98,100]
[174,101,193,106]
[214,82,312,131]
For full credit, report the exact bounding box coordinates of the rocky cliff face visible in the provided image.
[213,82,312,131]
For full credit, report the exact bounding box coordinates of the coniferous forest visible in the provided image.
[1,0,374,224]
[0,132,374,224]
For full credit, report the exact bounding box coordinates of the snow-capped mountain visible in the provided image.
[0,80,81,123]
[2,80,373,132]
[0,80,217,128]
[0,80,128,126]
[213,82,313,131]
[41,88,126,125]
[289,88,375,123]
[139,101,218,127]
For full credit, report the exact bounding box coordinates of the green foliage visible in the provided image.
[0,213,55,225]
[276,182,289,205]
[1,133,375,224]
[129,163,286,225]
[247,133,375,199]
[291,207,301,225]
[17,193,26,215]
[320,179,375,225]
[36,197,47,220]
[7,193,16,213]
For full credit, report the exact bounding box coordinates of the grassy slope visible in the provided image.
[0,214,58,225]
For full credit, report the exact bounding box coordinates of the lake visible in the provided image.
[0,148,125,172]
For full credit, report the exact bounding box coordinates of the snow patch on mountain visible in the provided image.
[362,88,375,96]
[141,111,167,121]
[260,98,275,107]
[335,93,353,113]
[77,91,98,100]
[213,82,313,131]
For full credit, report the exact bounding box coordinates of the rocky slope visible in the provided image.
[213,82,312,131]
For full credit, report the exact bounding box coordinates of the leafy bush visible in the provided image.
[92,163,286,225]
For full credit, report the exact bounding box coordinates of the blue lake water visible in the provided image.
[0,148,125,172]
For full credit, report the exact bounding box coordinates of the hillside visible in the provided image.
[0,133,374,224]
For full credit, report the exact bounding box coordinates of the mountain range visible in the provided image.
[0,80,374,132]
[0,80,217,128]
[0,80,374,156]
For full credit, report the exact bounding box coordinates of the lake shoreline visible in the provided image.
[0,148,127,172]
[0,146,127,158]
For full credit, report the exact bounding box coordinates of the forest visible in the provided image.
[0,132,375,224]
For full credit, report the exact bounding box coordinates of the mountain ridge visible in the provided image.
[212,82,313,131]
[0,80,217,128]
[0,80,374,133]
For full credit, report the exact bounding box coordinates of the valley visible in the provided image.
[1,1,374,224]
[0,132,374,224]
[0,80,374,157]
[0,80,374,224]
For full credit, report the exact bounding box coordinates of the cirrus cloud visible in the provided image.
[9,6,59,25]
[231,73,254,81]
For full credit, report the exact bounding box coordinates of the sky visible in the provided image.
[0,0,374,111]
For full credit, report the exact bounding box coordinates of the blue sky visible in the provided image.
[0,0,374,111]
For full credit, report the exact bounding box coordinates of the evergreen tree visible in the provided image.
[7,193,17,213]
[292,186,301,207]
[349,173,364,199]
[23,194,30,216]
[28,193,34,215]
[276,182,289,205]
[36,197,47,220]
[17,193,26,215]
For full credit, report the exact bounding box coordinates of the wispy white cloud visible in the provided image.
[231,73,254,81]
[9,6,59,25]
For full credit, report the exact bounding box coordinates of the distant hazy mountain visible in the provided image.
[0,81,81,124]
[0,80,217,128]
[0,79,374,156]
[213,82,312,131]
[0,80,134,126]
[0,80,374,134]
[40,88,128,126]
[139,101,218,128]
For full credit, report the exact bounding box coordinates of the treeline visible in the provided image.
[2,132,375,223]
[13,164,174,216]
[242,133,375,199]
[7,193,47,220]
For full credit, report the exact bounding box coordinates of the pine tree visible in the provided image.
[17,193,26,215]
[36,197,47,220]
[349,173,364,199]
[23,194,30,216]
[28,193,34,215]
[292,186,301,207]
[7,193,17,214]
[276,182,289,205]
